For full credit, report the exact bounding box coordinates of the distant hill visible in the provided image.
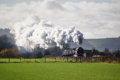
[82,37,120,51]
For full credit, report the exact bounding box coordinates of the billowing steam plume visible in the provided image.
[11,16,83,53]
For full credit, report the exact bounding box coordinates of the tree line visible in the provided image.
[86,48,120,58]
[0,48,120,58]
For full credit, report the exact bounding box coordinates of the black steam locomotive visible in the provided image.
[62,47,84,57]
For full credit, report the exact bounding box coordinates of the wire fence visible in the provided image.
[0,57,120,63]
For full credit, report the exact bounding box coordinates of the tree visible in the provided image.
[0,48,20,58]
[44,50,50,56]
[104,48,111,56]
[0,35,15,51]
[36,51,43,58]
[113,49,120,57]
[92,48,99,55]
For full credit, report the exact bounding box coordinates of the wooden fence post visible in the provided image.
[8,58,10,63]
[55,57,56,62]
[75,57,77,62]
[67,57,68,62]
[35,58,36,62]
[45,57,46,63]
[20,58,21,62]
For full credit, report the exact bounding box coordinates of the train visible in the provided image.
[62,47,84,57]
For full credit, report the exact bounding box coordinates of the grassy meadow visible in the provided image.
[0,62,120,80]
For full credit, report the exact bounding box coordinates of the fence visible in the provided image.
[0,57,120,63]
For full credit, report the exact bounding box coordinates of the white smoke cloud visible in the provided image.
[12,16,83,52]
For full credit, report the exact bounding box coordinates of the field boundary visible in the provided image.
[0,57,120,63]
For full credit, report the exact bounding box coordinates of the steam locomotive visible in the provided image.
[62,47,84,57]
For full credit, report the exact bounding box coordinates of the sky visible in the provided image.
[0,0,120,39]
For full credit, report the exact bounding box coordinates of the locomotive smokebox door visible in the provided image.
[76,47,84,57]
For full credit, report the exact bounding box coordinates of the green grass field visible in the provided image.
[0,63,120,80]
